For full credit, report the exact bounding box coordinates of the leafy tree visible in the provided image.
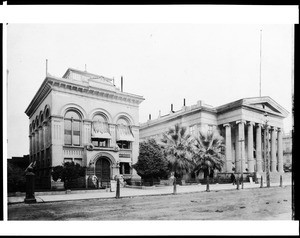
[160,123,194,194]
[192,129,225,192]
[7,163,26,193]
[133,139,169,185]
[51,162,86,189]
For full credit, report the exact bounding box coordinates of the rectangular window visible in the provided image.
[92,140,99,147]
[189,125,195,135]
[73,121,80,145]
[92,139,109,147]
[99,140,106,147]
[64,158,73,164]
[117,141,131,149]
[74,158,82,166]
[119,162,131,174]
[64,120,72,145]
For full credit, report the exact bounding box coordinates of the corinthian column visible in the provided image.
[247,122,255,172]
[277,128,284,173]
[236,120,246,173]
[271,127,277,172]
[223,123,232,172]
[255,124,263,173]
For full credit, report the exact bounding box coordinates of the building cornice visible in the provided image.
[48,76,145,106]
[140,105,216,129]
[25,77,52,118]
[25,74,145,119]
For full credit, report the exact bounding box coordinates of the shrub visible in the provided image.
[51,162,86,189]
[133,139,169,181]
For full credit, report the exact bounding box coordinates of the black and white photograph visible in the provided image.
[1,4,299,236]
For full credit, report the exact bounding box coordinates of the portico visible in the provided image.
[217,97,288,174]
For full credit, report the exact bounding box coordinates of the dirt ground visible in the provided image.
[8,185,292,220]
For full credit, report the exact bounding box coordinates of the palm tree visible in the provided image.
[160,123,194,194]
[192,129,225,192]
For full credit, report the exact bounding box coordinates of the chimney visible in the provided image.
[46,59,48,76]
[158,110,161,118]
[171,104,174,113]
[149,114,151,120]
[183,98,186,106]
[121,76,123,92]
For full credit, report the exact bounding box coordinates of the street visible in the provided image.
[8,185,292,220]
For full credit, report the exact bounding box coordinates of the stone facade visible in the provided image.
[140,97,289,177]
[282,131,292,170]
[25,68,144,188]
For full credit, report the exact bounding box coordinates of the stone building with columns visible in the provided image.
[25,68,144,188]
[140,96,289,179]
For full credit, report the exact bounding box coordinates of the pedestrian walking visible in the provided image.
[230,173,236,185]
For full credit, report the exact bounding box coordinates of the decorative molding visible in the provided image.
[50,115,64,120]
[223,123,231,128]
[247,121,255,126]
[25,79,52,118]
[236,120,246,125]
[48,76,144,106]
[256,123,263,128]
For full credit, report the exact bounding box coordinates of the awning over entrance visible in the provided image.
[92,121,112,139]
[116,125,135,142]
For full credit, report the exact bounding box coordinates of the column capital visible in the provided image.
[270,126,277,131]
[223,123,231,128]
[247,121,255,126]
[236,120,246,125]
[277,127,283,132]
[256,123,263,128]
[263,124,271,130]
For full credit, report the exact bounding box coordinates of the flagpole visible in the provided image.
[259,30,262,97]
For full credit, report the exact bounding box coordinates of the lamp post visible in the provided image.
[263,112,271,188]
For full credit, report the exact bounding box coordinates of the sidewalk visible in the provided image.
[8,181,291,205]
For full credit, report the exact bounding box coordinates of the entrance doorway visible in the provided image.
[95,157,111,187]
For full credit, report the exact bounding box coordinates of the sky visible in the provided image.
[6,23,294,158]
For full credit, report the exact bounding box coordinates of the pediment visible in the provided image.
[243,97,289,118]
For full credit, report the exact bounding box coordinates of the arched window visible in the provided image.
[91,114,111,147]
[116,116,134,149]
[40,112,44,124]
[36,117,39,128]
[45,107,50,119]
[117,117,129,126]
[64,110,82,146]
